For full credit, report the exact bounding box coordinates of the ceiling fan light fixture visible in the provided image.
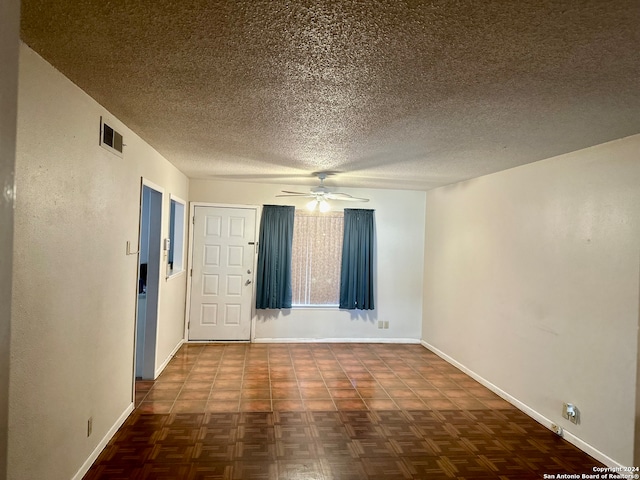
[319,199,330,213]
[275,173,369,205]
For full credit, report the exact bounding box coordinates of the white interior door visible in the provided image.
[189,206,256,340]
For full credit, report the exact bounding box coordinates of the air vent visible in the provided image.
[99,116,124,157]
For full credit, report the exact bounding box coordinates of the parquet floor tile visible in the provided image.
[85,343,612,479]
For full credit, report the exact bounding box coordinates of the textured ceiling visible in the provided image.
[20,0,640,190]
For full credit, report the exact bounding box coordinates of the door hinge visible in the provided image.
[187,321,190,330]
[190,269,193,277]
[192,216,195,224]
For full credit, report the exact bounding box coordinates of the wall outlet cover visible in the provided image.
[562,403,579,424]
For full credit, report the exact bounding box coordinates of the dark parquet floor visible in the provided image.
[83,343,609,479]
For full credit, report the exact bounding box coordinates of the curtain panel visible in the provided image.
[339,208,375,310]
[255,205,295,309]
[291,211,344,306]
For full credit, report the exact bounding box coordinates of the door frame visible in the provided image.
[185,202,261,342]
[132,178,164,384]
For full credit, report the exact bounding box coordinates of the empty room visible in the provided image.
[2,1,639,479]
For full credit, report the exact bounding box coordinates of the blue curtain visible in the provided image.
[340,209,375,310]
[255,205,295,309]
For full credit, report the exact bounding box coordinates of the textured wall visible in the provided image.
[422,135,640,465]
[189,179,426,342]
[10,45,189,480]
[0,0,20,477]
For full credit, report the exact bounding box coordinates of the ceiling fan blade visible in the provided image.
[275,193,315,198]
[280,190,308,195]
[326,192,370,202]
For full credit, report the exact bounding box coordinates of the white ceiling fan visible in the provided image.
[276,173,369,212]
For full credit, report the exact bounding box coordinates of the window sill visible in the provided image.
[291,304,339,310]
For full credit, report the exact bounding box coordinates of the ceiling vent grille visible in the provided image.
[99,116,124,157]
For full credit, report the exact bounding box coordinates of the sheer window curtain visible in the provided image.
[339,208,375,310]
[255,205,295,309]
[291,211,344,305]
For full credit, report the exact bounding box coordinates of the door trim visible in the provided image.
[184,202,261,343]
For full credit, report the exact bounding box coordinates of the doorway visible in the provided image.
[135,181,163,379]
[188,205,257,341]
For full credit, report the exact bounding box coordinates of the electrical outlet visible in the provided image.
[384,321,389,329]
[550,424,563,436]
[378,321,384,329]
[562,403,579,424]
[87,417,93,437]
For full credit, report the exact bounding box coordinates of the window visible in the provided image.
[167,196,185,278]
[291,210,343,306]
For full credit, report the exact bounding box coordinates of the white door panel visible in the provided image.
[189,206,256,340]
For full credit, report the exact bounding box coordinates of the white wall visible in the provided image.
[0,0,20,477]
[422,135,640,466]
[10,45,189,480]
[189,179,426,342]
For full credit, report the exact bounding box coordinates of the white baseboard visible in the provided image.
[71,402,134,480]
[154,339,185,379]
[253,337,420,344]
[420,340,628,471]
